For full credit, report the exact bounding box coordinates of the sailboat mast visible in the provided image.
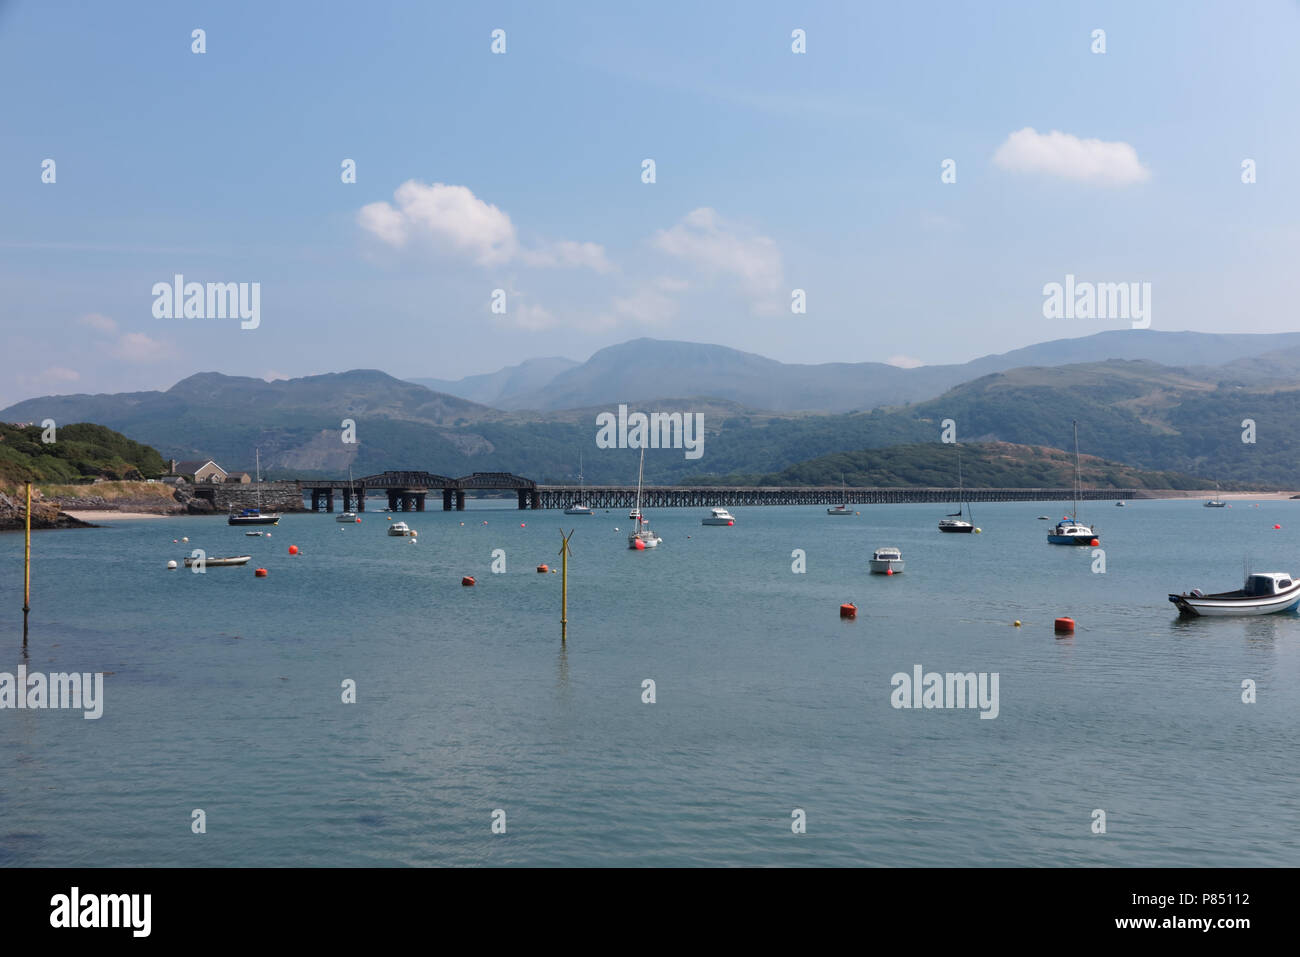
[1072,420,1080,521]
[635,445,645,526]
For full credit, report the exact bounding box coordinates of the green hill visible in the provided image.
[735,441,1212,490]
[0,422,168,488]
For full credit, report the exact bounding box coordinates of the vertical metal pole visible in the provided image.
[559,529,573,642]
[23,481,32,645]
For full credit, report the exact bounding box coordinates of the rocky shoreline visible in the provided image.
[0,489,94,530]
[0,484,216,531]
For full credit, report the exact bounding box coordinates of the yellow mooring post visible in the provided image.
[23,481,32,644]
[559,528,574,642]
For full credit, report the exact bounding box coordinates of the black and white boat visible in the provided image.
[1205,482,1227,508]
[938,450,974,533]
[1169,572,1300,617]
[228,449,281,526]
[1048,421,1096,546]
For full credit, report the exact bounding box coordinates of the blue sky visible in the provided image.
[2,0,1298,406]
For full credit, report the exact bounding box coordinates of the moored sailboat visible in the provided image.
[628,445,661,549]
[1048,421,1097,545]
[938,451,974,533]
[228,449,281,525]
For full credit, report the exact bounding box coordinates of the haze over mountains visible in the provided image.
[4,330,1300,487]
[409,330,1300,413]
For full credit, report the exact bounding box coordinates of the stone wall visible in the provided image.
[204,482,306,512]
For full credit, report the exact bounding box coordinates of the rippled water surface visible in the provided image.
[2,499,1298,866]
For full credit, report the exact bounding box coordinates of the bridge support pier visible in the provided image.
[456,490,466,511]
[443,489,454,511]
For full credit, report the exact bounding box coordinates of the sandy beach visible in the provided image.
[62,510,176,521]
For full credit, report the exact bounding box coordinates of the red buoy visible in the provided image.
[1275,524,1282,530]
[536,564,548,573]
[1090,538,1099,547]
[1054,617,1075,634]
[462,576,476,586]
[886,567,894,576]
[727,520,734,525]
[840,603,857,619]
[288,545,299,555]
[633,538,645,550]
[254,568,268,578]
[355,517,361,523]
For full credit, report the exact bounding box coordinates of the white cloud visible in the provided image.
[359,180,517,265]
[507,302,558,331]
[40,366,81,383]
[886,355,925,369]
[652,208,783,309]
[78,312,118,333]
[358,180,610,272]
[610,287,680,324]
[992,127,1150,186]
[111,332,175,362]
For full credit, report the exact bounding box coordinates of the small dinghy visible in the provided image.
[245,531,264,537]
[183,555,252,567]
[1169,572,1300,617]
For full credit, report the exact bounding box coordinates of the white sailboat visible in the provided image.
[565,453,593,515]
[827,474,855,515]
[1048,421,1097,545]
[628,445,661,549]
[337,466,359,521]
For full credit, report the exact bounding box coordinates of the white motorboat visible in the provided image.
[565,504,593,515]
[1169,572,1300,617]
[628,446,661,549]
[939,450,975,533]
[336,511,358,522]
[628,506,641,520]
[869,547,904,574]
[183,555,251,567]
[702,508,735,526]
[1048,421,1097,546]
[388,521,415,537]
[826,504,855,516]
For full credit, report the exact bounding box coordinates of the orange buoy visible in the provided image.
[536,564,548,573]
[840,603,857,619]
[633,538,646,550]
[355,517,361,523]
[254,568,268,577]
[461,576,476,586]
[1090,538,1099,547]
[1054,617,1075,634]
[288,545,299,555]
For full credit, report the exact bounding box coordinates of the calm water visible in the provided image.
[2,498,1299,867]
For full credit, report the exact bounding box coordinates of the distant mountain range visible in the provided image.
[407,356,579,407]
[4,330,1300,487]
[409,330,1300,413]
